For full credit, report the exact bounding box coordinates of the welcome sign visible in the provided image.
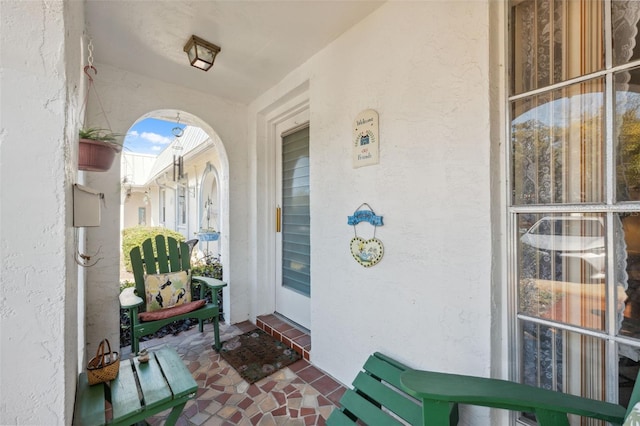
[353,109,379,168]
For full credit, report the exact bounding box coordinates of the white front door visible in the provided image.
[275,114,310,330]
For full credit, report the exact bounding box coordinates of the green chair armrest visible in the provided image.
[192,276,227,290]
[400,370,626,426]
[119,290,144,309]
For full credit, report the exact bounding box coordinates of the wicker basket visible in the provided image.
[87,339,120,385]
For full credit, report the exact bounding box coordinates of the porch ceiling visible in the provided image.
[85,0,385,105]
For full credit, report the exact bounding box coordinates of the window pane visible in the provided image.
[138,207,146,225]
[616,67,640,202]
[518,213,607,331]
[512,79,604,205]
[612,1,640,66]
[619,344,640,408]
[178,186,186,225]
[620,212,640,339]
[511,0,603,95]
[520,322,608,424]
[521,327,640,419]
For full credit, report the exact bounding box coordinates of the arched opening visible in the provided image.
[119,109,231,327]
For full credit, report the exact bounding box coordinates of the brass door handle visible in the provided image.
[276,206,281,233]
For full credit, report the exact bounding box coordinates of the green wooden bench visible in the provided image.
[124,235,227,355]
[327,352,459,425]
[399,369,631,426]
[74,346,197,426]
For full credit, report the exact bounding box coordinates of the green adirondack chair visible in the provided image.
[329,351,640,425]
[121,235,226,355]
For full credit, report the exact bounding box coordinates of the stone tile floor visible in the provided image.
[120,319,346,425]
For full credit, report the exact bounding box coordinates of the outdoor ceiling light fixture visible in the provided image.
[183,35,221,71]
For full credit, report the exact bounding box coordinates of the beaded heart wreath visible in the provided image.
[348,204,384,267]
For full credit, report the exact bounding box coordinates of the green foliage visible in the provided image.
[192,252,223,280]
[617,99,640,200]
[79,127,121,143]
[192,261,223,280]
[121,226,186,271]
[120,280,135,292]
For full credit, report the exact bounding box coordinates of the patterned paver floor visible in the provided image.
[120,318,346,425]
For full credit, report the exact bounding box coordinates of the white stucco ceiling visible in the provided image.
[85,0,385,105]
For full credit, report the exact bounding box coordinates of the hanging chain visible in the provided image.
[87,38,94,67]
[80,36,112,132]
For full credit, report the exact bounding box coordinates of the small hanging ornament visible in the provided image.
[348,203,384,267]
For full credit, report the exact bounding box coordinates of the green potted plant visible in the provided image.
[78,127,123,172]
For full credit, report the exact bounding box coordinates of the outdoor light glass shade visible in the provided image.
[184,35,221,71]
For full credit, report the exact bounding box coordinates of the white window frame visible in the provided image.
[507,0,640,411]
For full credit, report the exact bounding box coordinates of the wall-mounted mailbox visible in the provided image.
[73,184,103,227]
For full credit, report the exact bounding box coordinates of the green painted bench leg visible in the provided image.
[422,400,455,426]
[213,317,221,351]
[163,401,188,426]
[130,306,140,355]
[536,409,570,426]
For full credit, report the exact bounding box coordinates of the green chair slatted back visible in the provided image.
[328,352,458,426]
[130,236,191,313]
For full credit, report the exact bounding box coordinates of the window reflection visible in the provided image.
[518,214,609,331]
[511,80,604,205]
[621,213,640,338]
[616,68,640,202]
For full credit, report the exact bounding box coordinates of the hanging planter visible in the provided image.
[77,58,122,172]
[78,128,122,172]
[197,230,220,241]
[197,198,220,241]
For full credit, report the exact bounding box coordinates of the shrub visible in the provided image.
[121,226,186,272]
[192,251,223,280]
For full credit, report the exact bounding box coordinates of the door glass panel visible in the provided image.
[510,0,603,96]
[512,79,605,205]
[518,213,607,331]
[282,128,310,296]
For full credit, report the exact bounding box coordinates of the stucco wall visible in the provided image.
[249,2,494,422]
[0,1,84,424]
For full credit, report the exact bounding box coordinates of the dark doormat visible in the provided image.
[219,328,301,384]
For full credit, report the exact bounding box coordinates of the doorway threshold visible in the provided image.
[257,313,311,361]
